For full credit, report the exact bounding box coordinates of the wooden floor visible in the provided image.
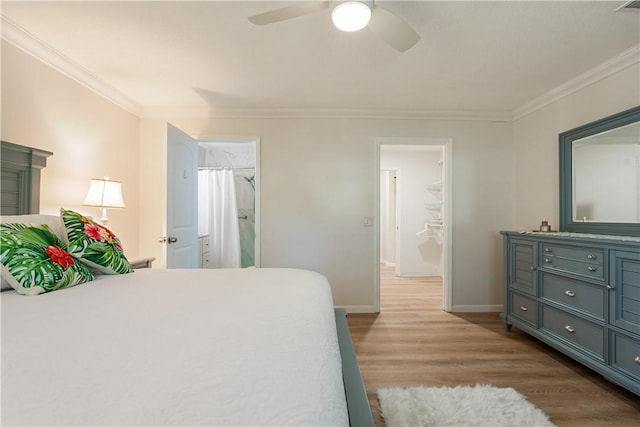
[347,266,640,427]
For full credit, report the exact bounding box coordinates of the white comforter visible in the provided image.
[1,268,348,426]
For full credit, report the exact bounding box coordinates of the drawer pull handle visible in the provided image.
[587,266,597,272]
[544,248,552,253]
[544,258,552,263]
[587,254,596,260]
[519,306,528,312]
[530,266,535,271]
[606,284,615,290]
[634,356,640,365]
[564,325,575,333]
[564,290,576,297]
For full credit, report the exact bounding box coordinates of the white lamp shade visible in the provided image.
[83,178,125,208]
[332,1,371,32]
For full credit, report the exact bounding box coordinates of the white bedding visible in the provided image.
[1,268,348,426]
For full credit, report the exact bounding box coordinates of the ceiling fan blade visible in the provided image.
[248,1,329,25]
[368,5,421,52]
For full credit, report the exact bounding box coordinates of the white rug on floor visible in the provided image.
[377,384,555,427]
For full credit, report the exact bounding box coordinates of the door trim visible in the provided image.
[393,169,403,275]
[375,137,453,312]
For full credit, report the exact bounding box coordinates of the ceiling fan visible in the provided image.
[248,0,421,53]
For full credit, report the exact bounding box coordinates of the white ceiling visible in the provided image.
[2,1,639,119]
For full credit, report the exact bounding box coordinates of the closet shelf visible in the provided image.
[416,227,443,243]
[419,158,444,243]
[416,220,444,237]
[425,181,442,191]
[424,220,443,228]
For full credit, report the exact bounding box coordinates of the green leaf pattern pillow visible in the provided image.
[61,209,133,274]
[0,223,94,295]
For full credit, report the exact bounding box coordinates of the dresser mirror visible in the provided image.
[559,106,640,236]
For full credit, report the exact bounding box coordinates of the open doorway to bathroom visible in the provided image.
[376,139,452,312]
[197,139,260,269]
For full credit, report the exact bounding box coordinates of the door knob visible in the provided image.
[158,236,178,244]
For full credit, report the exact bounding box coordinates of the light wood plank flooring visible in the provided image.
[347,266,640,427]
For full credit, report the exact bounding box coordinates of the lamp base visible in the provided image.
[99,208,109,226]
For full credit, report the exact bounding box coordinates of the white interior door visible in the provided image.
[165,123,198,268]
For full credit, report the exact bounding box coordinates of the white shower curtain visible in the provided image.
[198,169,241,268]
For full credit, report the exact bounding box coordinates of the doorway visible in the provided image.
[197,139,260,268]
[375,138,452,312]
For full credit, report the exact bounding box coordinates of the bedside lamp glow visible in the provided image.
[83,177,125,225]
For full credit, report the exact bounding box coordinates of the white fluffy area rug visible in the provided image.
[377,384,555,427]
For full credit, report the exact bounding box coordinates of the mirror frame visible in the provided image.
[559,105,640,237]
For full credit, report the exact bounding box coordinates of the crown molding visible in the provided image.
[1,15,142,116]
[512,44,640,120]
[141,106,514,122]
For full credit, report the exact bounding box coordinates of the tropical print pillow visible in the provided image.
[61,208,133,275]
[0,223,94,296]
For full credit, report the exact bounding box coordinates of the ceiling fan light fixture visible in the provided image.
[331,1,371,32]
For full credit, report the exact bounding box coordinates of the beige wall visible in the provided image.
[138,119,167,266]
[140,117,513,311]
[512,64,640,232]
[1,41,141,259]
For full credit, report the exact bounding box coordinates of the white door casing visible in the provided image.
[165,123,199,268]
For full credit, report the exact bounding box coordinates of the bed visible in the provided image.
[0,149,373,426]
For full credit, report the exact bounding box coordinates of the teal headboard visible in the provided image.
[0,141,53,215]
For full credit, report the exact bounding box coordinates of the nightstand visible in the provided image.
[130,257,156,269]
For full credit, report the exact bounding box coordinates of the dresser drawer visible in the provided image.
[541,273,605,320]
[509,292,537,326]
[541,256,604,281]
[610,331,640,382]
[541,244,603,264]
[202,256,210,268]
[541,305,604,360]
[540,244,604,280]
[198,236,210,268]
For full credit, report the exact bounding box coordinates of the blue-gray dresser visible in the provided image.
[501,231,640,396]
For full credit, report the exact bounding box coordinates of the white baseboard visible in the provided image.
[450,304,503,313]
[337,305,380,314]
[395,273,443,278]
[338,304,502,314]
